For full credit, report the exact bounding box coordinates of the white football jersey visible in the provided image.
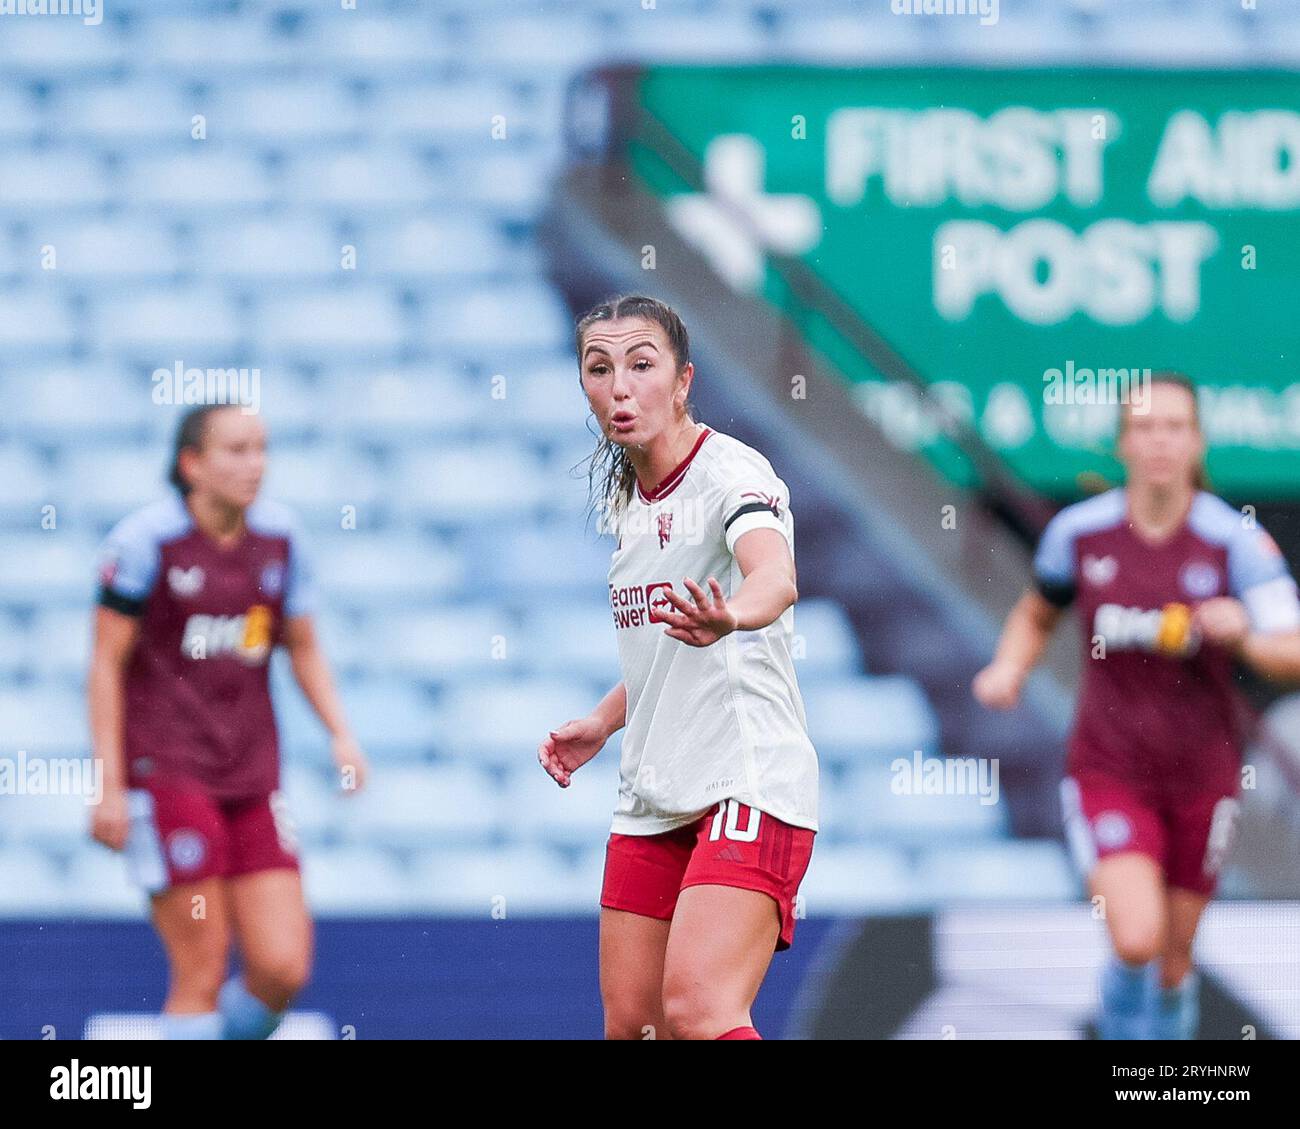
[605,425,819,835]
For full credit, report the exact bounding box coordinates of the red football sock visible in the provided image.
[716,1025,762,1040]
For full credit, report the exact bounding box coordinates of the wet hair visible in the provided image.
[573,294,695,526]
[1117,370,1210,492]
[168,404,233,495]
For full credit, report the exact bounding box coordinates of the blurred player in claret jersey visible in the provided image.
[87,404,367,1039]
[973,373,1300,1040]
[538,295,819,1041]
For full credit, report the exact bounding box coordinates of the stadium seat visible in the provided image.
[801,675,942,767]
[797,845,921,914]
[64,851,149,918]
[915,842,1078,902]
[441,678,604,768]
[310,535,465,611]
[336,764,503,848]
[517,602,621,681]
[837,760,1009,844]
[409,846,594,913]
[368,605,522,684]
[0,848,76,916]
[392,443,551,526]
[504,761,620,849]
[301,847,421,916]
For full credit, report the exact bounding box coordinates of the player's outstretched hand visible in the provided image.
[90,786,130,852]
[1194,596,1250,652]
[971,660,1023,710]
[332,732,369,795]
[658,576,738,647]
[538,717,606,788]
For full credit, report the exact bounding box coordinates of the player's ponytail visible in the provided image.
[1118,370,1210,492]
[168,404,225,496]
[574,294,696,531]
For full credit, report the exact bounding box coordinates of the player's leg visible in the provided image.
[661,884,779,1040]
[1089,851,1166,1039]
[1153,887,1210,1040]
[151,878,232,1039]
[222,868,313,1038]
[598,829,692,1039]
[1064,776,1168,1038]
[599,908,672,1039]
[124,784,232,1038]
[219,791,309,1039]
[660,801,815,1040]
[1151,790,1237,1039]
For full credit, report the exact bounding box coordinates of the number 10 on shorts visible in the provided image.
[708,799,762,843]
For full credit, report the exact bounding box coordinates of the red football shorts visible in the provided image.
[600,800,815,950]
[124,781,300,893]
[1061,774,1240,896]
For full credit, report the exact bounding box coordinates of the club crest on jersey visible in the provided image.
[1179,560,1221,599]
[259,560,286,598]
[1081,554,1118,587]
[1093,811,1132,850]
[167,565,205,598]
[609,581,675,628]
[181,605,274,664]
[166,829,207,872]
[657,512,673,549]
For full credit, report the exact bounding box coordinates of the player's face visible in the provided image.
[1119,382,1203,492]
[185,408,268,510]
[580,318,690,447]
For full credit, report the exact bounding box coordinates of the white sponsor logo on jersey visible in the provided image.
[167,565,205,597]
[609,581,675,629]
[1093,602,1200,657]
[1081,554,1118,587]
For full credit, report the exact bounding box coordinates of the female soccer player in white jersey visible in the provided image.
[973,373,1300,1039]
[89,404,368,1039]
[538,295,819,1041]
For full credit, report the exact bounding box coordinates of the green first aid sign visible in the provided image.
[629,67,1300,498]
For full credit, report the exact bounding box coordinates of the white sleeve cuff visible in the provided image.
[725,512,790,555]
[1242,576,1300,634]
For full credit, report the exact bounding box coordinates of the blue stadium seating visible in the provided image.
[15,0,1268,917]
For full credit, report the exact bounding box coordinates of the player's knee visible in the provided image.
[603,1012,660,1041]
[170,939,230,1004]
[661,984,729,1041]
[246,950,312,1004]
[1111,921,1163,966]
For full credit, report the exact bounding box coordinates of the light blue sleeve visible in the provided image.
[96,511,164,608]
[1227,520,1300,634]
[1226,521,1294,595]
[1031,490,1126,606]
[1032,509,1077,594]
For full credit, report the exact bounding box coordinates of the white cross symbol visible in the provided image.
[665,134,823,292]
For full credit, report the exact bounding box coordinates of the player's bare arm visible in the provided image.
[539,681,626,787]
[1195,596,1300,682]
[656,527,797,647]
[87,606,140,851]
[282,614,368,793]
[972,588,1064,710]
